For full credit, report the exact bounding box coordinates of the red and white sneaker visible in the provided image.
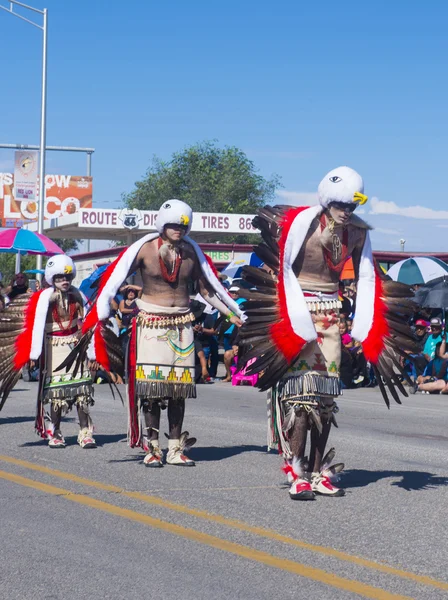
[311,473,345,497]
[289,478,315,501]
[77,428,97,449]
[48,434,66,449]
[143,442,163,468]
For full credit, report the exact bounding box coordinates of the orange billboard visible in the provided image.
[0,173,93,228]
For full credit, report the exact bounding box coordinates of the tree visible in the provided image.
[123,141,281,242]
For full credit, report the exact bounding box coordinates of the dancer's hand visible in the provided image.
[229,315,243,327]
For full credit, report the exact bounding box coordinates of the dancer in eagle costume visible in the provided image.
[238,166,417,500]
[76,200,243,467]
[0,255,121,448]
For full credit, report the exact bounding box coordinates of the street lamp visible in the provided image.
[400,238,406,252]
[0,1,48,275]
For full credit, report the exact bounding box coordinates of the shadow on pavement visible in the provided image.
[343,469,448,491]
[0,416,36,425]
[19,432,126,448]
[189,444,268,462]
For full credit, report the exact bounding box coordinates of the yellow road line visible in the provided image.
[0,469,412,600]
[1,454,446,592]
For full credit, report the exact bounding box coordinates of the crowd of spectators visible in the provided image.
[4,267,447,394]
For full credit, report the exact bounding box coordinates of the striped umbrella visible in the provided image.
[0,228,64,274]
[0,228,63,255]
[387,256,448,285]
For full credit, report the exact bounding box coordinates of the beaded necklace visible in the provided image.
[158,238,183,283]
[52,301,77,331]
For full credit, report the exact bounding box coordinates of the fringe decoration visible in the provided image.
[42,383,94,401]
[137,311,195,328]
[278,373,341,400]
[136,380,196,401]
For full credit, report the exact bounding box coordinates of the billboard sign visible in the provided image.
[0,173,93,228]
[14,150,38,200]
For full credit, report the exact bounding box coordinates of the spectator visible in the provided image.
[198,310,220,380]
[222,286,246,382]
[339,318,353,348]
[414,319,429,351]
[6,272,29,300]
[415,342,448,394]
[423,317,444,362]
[403,319,430,380]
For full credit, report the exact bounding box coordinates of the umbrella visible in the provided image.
[387,256,448,285]
[222,253,264,279]
[413,276,448,309]
[0,228,64,274]
[0,228,63,255]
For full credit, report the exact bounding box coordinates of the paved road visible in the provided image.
[1,381,447,600]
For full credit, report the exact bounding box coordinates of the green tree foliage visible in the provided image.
[123,141,281,241]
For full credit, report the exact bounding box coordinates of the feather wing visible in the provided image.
[365,275,417,408]
[0,293,33,410]
[238,205,303,387]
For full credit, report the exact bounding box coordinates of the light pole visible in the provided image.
[400,238,406,253]
[0,1,48,275]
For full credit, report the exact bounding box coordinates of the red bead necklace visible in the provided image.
[158,238,183,283]
[52,302,77,332]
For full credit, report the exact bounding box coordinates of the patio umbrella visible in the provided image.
[0,228,64,273]
[221,253,264,279]
[413,276,448,310]
[387,256,448,285]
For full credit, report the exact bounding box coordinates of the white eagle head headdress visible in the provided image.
[318,166,368,209]
[156,199,193,235]
[45,254,76,286]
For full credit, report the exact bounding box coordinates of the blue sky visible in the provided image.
[0,0,447,252]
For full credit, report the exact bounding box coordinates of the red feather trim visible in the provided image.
[14,291,42,370]
[361,269,388,363]
[82,249,128,333]
[205,253,220,278]
[94,325,111,372]
[270,206,309,363]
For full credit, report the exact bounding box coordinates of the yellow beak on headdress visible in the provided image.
[353,192,368,206]
[64,265,73,274]
[180,214,190,226]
